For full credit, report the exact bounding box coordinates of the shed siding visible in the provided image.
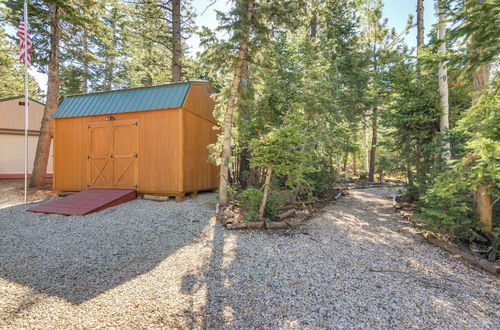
[54,117,86,191]
[54,109,183,193]
[182,110,219,192]
[182,83,216,123]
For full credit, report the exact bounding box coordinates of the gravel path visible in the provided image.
[0,188,498,328]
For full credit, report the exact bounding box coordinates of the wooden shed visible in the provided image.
[52,81,219,196]
[0,96,53,178]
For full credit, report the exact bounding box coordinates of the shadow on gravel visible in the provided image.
[181,189,499,328]
[0,198,209,305]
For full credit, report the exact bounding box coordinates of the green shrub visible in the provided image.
[239,188,262,213]
[414,82,499,243]
[242,211,259,222]
[238,187,288,219]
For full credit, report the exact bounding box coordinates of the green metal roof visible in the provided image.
[53,81,205,119]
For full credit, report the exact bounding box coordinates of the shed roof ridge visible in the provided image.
[64,80,209,98]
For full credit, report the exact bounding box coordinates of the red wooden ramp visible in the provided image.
[27,189,136,216]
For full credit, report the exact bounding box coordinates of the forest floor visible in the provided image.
[0,185,498,328]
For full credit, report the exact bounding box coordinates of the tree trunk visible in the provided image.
[309,2,317,40]
[364,122,369,171]
[438,0,451,161]
[352,153,358,176]
[368,106,377,182]
[82,30,89,93]
[104,17,117,90]
[472,63,492,232]
[258,166,272,221]
[218,0,254,207]
[29,2,60,188]
[416,0,424,54]
[342,152,348,173]
[171,0,182,82]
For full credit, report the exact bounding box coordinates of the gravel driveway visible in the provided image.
[0,188,498,328]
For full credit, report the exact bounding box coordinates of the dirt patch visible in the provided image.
[0,179,56,209]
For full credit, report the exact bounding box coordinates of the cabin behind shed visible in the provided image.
[52,81,219,196]
[0,96,53,178]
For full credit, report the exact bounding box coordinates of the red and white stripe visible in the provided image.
[16,19,32,66]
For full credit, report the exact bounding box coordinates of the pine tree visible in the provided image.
[359,0,404,182]
[3,0,101,187]
[218,0,255,207]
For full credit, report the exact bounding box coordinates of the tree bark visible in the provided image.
[368,106,377,182]
[309,1,317,40]
[364,123,369,172]
[218,0,254,207]
[258,166,272,221]
[467,0,492,232]
[171,0,182,82]
[82,30,89,93]
[29,2,60,188]
[342,152,348,173]
[472,63,492,232]
[352,153,358,176]
[438,0,451,161]
[416,0,424,54]
[104,15,117,90]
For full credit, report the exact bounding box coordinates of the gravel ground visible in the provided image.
[0,188,498,329]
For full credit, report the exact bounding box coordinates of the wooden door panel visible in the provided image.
[87,123,111,188]
[89,158,111,187]
[86,119,139,190]
[113,158,136,187]
[111,120,138,189]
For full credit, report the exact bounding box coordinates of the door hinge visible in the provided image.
[132,122,138,126]
[87,155,91,159]
[133,153,138,158]
[133,185,138,189]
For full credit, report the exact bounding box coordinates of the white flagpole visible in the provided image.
[23,0,29,204]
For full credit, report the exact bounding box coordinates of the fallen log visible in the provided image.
[226,221,265,230]
[265,222,289,230]
[426,236,499,275]
[278,209,296,220]
[225,214,244,225]
[279,204,296,210]
[348,184,386,190]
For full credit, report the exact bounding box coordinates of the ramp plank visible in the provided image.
[27,189,136,216]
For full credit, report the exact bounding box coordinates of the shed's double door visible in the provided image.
[86,119,139,189]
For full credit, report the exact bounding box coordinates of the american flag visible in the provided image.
[16,14,32,66]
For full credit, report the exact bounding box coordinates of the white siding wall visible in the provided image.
[0,134,53,174]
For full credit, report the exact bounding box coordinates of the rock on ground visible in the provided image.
[0,188,498,329]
